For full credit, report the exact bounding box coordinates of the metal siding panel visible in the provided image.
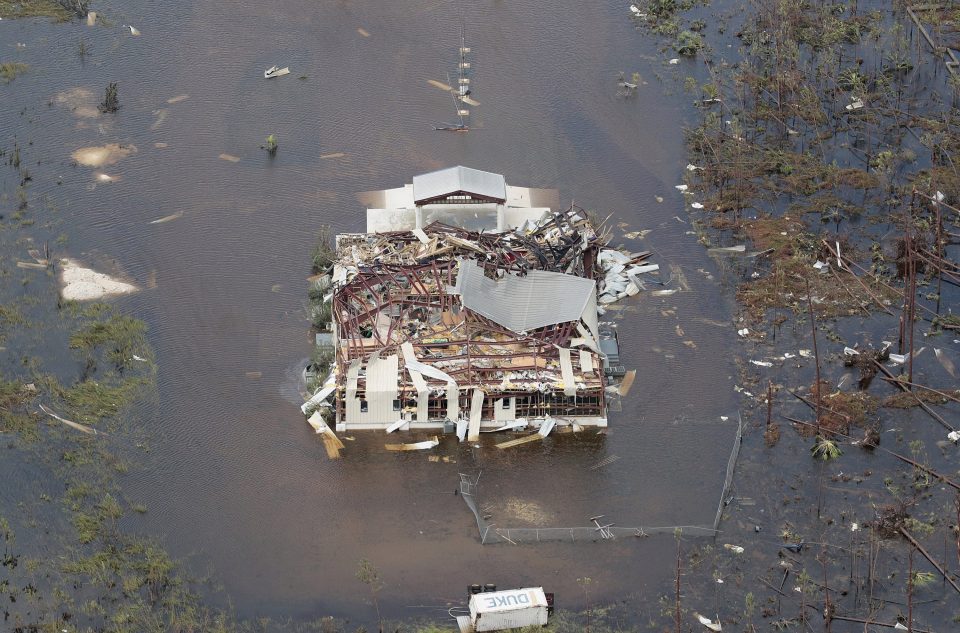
[417,392,429,422]
[458,261,596,332]
[446,384,460,421]
[558,347,577,396]
[468,389,484,441]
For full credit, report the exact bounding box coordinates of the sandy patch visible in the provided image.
[500,498,556,525]
[55,87,100,119]
[71,143,137,168]
[60,258,138,301]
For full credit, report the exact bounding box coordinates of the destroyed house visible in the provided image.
[312,167,644,434]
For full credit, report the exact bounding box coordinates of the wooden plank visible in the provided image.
[495,433,543,449]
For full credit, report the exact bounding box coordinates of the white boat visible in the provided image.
[264,65,290,79]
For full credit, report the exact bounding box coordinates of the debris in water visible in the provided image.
[71,143,137,167]
[357,27,370,37]
[94,172,119,183]
[845,98,864,111]
[59,258,138,301]
[652,289,677,296]
[798,349,812,358]
[86,11,96,26]
[708,245,746,254]
[690,202,704,209]
[428,78,454,92]
[307,411,345,458]
[149,211,183,224]
[264,65,290,79]
[669,58,680,64]
[737,328,750,337]
[694,613,722,632]
[723,544,744,554]
[948,430,960,443]
[39,404,100,435]
[385,437,440,451]
[320,152,346,159]
[124,25,141,36]
[675,184,688,191]
[166,94,189,104]
[385,419,407,433]
[934,348,957,378]
[496,433,545,449]
[750,360,773,367]
[218,153,241,162]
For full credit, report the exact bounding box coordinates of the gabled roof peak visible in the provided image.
[412,166,507,205]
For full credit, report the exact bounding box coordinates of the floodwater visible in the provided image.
[2,0,740,622]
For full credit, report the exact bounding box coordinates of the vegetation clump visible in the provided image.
[0,62,29,83]
[0,0,74,20]
[98,81,120,113]
[311,225,336,273]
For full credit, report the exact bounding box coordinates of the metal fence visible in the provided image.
[458,412,743,545]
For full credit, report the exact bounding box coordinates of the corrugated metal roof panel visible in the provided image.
[457,260,595,332]
[413,166,506,204]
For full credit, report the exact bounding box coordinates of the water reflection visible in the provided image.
[3,0,739,620]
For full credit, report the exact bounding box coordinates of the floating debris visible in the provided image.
[385,437,440,451]
[708,245,746,255]
[264,65,290,79]
[694,613,722,632]
[149,211,183,224]
[166,94,189,104]
[218,153,241,163]
[934,348,957,378]
[357,27,370,37]
[39,404,100,435]
[723,543,744,554]
[59,258,138,301]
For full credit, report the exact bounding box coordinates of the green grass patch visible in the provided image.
[61,377,146,424]
[70,312,149,370]
[0,62,29,83]
[0,0,74,20]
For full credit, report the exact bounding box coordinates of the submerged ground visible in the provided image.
[1,0,958,631]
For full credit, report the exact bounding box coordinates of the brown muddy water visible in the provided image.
[2,0,741,621]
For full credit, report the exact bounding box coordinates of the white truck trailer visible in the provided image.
[460,587,549,632]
